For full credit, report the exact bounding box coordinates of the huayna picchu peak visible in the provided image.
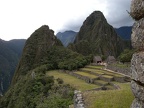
[70,11,130,57]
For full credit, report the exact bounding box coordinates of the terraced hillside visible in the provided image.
[47,65,134,108]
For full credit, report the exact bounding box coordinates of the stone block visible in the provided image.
[131,52,144,83]
[131,80,144,101]
[131,18,144,50]
[131,98,144,108]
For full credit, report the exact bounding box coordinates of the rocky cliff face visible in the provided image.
[72,11,128,57]
[130,0,144,107]
[12,25,62,85]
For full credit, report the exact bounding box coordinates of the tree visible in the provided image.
[118,49,135,63]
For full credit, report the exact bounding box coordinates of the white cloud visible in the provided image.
[0,0,133,40]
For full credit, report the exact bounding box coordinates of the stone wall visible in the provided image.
[106,65,130,76]
[73,90,85,108]
[130,0,144,107]
[60,70,97,83]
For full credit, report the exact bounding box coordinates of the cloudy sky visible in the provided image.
[0,0,133,40]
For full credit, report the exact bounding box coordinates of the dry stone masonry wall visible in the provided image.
[74,90,85,108]
[130,0,144,107]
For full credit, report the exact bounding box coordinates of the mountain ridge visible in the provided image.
[69,11,130,57]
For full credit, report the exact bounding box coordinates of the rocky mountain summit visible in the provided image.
[70,11,129,57]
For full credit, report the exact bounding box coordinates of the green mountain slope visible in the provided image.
[0,25,91,108]
[70,11,130,57]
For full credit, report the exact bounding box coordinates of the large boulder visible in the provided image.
[131,98,144,108]
[130,0,144,20]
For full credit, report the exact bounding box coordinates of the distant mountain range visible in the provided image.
[0,39,26,94]
[56,31,77,47]
[115,26,132,40]
[56,26,132,47]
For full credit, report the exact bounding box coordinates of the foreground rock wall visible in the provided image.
[130,0,144,107]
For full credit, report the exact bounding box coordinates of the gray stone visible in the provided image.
[131,52,144,83]
[77,94,82,97]
[131,98,144,108]
[131,80,144,101]
[131,18,144,50]
[77,103,84,107]
[130,0,144,20]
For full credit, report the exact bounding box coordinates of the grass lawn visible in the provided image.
[112,63,130,68]
[74,71,99,79]
[102,75,114,78]
[81,68,104,75]
[83,68,124,77]
[94,80,109,85]
[86,65,105,69]
[46,70,100,91]
[83,82,134,108]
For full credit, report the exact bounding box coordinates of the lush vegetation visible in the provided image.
[44,46,92,71]
[0,67,74,108]
[118,49,135,63]
[47,70,100,91]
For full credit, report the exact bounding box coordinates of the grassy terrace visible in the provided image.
[86,65,104,69]
[81,68,104,75]
[46,66,133,108]
[94,80,109,85]
[81,67,124,77]
[74,71,99,79]
[46,70,100,91]
[83,82,134,108]
[112,63,130,68]
[101,75,114,78]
